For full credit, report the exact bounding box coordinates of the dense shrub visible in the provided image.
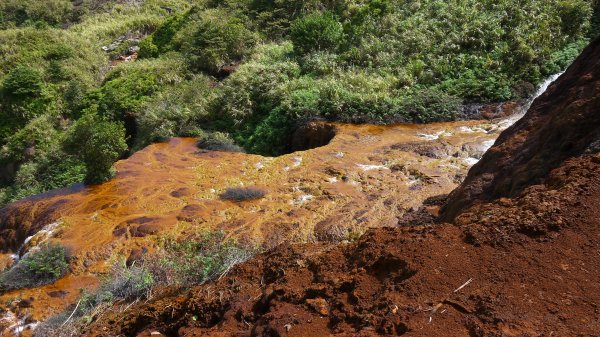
[220,187,267,201]
[135,76,213,149]
[197,131,245,153]
[178,9,258,75]
[0,243,69,291]
[2,66,43,99]
[139,10,191,58]
[0,0,74,28]
[64,113,127,184]
[290,12,344,55]
[394,89,462,123]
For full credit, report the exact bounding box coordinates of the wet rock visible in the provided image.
[177,204,205,222]
[136,331,167,337]
[126,46,140,55]
[391,141,453,159]
[131,224,161,237]
[170,187,192,198]
[17,299,33,308]
[126,247,148,267]
[112,224,129,237]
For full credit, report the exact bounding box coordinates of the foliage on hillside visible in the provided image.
[0,0,596,205]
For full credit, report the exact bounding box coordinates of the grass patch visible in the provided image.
[220,187,267,201]
[0,243,69,292]
[34,230,254,336]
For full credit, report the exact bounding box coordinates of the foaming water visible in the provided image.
[501,72,565,128]
[421,72,566,167]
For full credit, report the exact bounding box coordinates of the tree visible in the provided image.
[290,12,344,55]
[65,113,127,184]
[2,66,43,99]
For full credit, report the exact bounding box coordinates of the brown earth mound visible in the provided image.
[81,38,600,336]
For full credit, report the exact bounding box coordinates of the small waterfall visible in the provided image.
[497,72,565,130]
[523,72,565,112]
[454,72,566,166]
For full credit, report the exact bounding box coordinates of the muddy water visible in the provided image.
[0,75,562,333]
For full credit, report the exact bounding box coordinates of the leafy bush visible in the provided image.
[290,11,344,55]
[0,0,74,28]
[178,9,258,75]
[85,55,187,122]
[0,151,86,206]
[394,89,462,123]
[0,243,69,291]
[135,76,213,149]
[139,10,191,58]
[64,113,127,184]
[197,131,244,153]
[220,187,267,201]
[2,66,43,99]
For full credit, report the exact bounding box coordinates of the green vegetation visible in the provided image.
[152,230,254,285]
[290,12,344,54]
[197,131,245,152]
[0,0,596,206]
[64,113,127,184]
[33,230,253,337]
[0,243,69,291]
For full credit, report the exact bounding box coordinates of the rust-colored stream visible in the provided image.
[0,118,514,334]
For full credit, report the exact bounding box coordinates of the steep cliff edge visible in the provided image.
[78,39,600,336]
[442,36,600,221]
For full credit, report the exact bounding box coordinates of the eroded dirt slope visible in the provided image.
[81,38,600,336]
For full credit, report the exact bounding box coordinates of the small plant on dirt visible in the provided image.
[220,187,267,201]
[151,230,255,286]
[34,230,254,336]
[33,261,155,337]
[0,243,69,291]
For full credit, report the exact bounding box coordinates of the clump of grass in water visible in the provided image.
[0,243,70,291]
[220,187,267,201]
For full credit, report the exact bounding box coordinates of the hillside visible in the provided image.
[0,1,600,336]
[0,0,597,206]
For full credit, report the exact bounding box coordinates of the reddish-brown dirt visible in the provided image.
[80,38,600,336]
